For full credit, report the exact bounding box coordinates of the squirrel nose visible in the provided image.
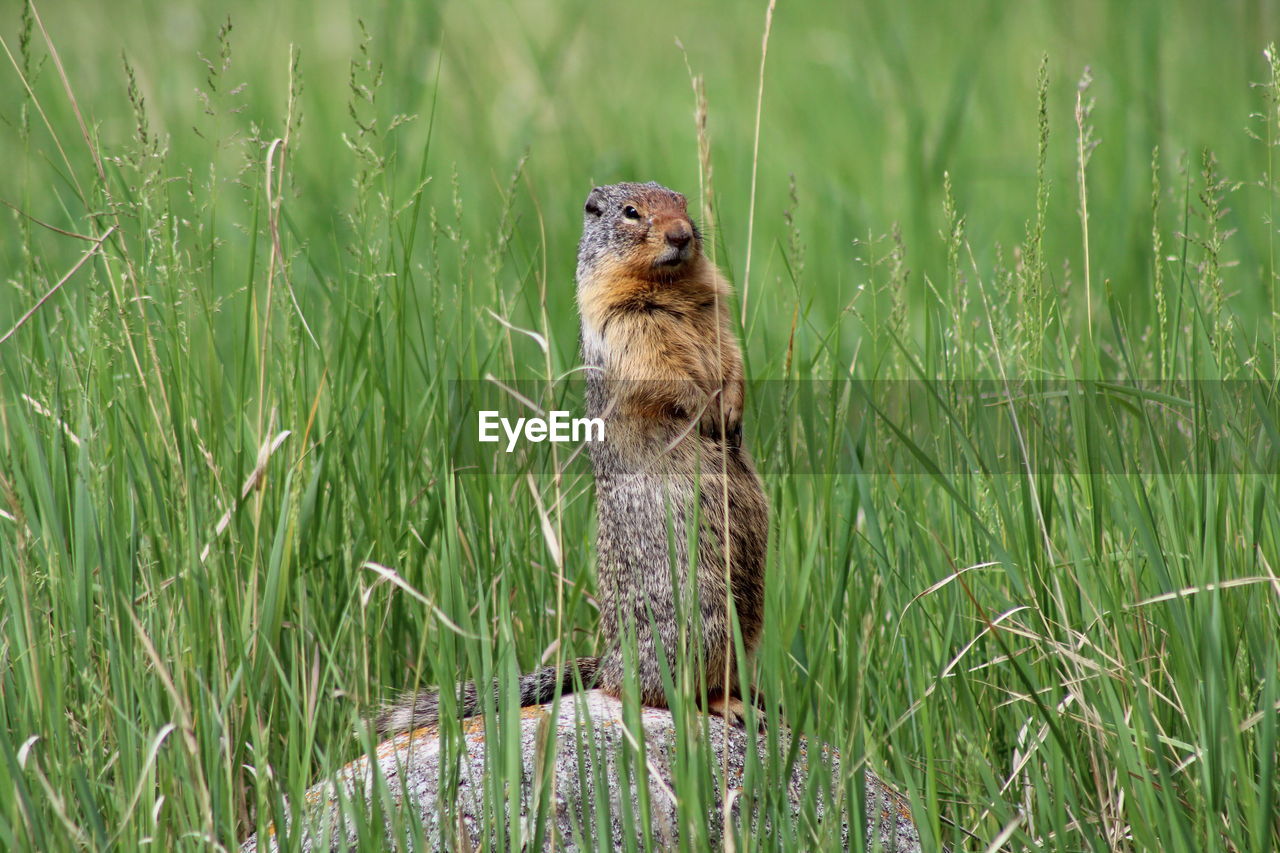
[664,223,692,249]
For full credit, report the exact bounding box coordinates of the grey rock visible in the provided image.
[242,690,923,851]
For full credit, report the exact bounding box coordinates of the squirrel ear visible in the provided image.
[584,188,605,217]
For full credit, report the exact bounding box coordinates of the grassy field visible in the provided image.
[2,0,1279,849]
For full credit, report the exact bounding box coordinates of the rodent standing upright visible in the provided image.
[376,181,768,734]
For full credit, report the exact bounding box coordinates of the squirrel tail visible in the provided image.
[374,656,600,736]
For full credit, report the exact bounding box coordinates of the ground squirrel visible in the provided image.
[376,181,768,735]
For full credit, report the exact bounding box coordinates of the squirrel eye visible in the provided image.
[623,205,641,220]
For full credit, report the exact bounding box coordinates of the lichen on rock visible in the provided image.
[241,690,924,852]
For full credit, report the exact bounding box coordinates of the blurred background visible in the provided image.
[3,0,1277,358]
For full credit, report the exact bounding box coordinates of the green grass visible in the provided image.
[2,0,1279,849]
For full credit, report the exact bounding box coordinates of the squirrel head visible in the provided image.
[576,182,704,284]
